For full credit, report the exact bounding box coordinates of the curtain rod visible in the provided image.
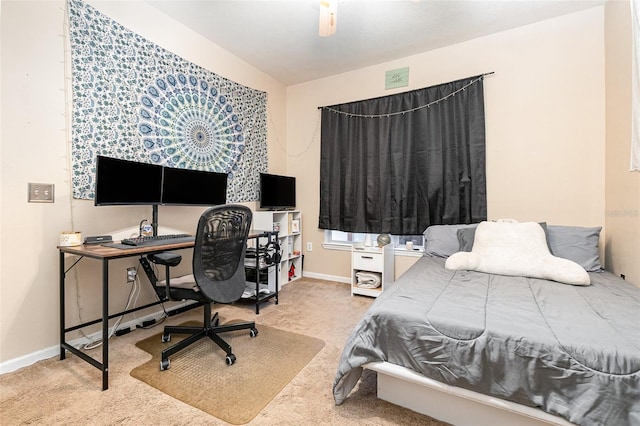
[317,72,494,110]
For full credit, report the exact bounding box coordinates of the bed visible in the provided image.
[333,222,640,426]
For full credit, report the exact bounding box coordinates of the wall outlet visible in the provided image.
[127,267,137,283]
[28,183,54,203]
[307,242,313,252]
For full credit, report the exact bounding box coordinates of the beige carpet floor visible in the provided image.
[0,278,449,425]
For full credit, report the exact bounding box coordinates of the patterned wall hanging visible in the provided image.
[68,0,268,201]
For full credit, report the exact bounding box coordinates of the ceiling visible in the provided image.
[145,0,605,86]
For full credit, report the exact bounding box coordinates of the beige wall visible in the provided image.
[604,1,640,285]
[290,7,609,282]
[0,0,287,366]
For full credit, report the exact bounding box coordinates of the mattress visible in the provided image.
[333,256,640,426]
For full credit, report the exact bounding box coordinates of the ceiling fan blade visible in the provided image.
[319,0,337,37]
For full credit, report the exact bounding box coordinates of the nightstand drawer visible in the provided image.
[353,251,383,272]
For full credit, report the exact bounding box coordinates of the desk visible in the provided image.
[58,231,278,390]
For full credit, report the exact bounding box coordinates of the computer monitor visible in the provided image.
[161,167,228,206]
[94,156,163,205]
[259,173,296,210]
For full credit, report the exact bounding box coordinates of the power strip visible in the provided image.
[115,327,131,336]
[136,319,156,328]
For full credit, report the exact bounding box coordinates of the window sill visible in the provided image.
[321,242,352,251]
[322,242,423,257]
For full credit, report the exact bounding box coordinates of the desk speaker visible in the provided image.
[84,235,113,245]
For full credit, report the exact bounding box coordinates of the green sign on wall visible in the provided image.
[385,67,409,90]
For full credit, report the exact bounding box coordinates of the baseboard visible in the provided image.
[302,271,350,284]
[0,346,60,376]
[0,301,198,375]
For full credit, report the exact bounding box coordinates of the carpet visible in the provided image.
[130,321,325,424]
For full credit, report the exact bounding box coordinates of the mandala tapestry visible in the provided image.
[68,0,268,201]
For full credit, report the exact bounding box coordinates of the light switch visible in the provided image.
[28,183,55,203]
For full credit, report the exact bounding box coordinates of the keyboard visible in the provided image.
[120,233,194,247]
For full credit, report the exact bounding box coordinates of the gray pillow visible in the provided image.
[457,222,549,252]
[546,225,603,272]
[457,227,477,252]
[423,224,478,258]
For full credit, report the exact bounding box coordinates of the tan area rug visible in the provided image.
[131,320,325,424]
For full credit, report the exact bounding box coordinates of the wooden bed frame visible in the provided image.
[364,362,575,426]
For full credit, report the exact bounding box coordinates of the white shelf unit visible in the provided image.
[351,244,394,298]
[253,210,303,285]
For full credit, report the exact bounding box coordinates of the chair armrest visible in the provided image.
[148,252,182,267]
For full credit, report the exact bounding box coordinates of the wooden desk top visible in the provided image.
[58,230,276,260]
[57,240,194,260]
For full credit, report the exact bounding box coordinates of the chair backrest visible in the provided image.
[192,204,252,303]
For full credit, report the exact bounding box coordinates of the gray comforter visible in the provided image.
[333,256,640,426]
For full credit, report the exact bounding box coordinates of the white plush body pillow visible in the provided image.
[445,220,590,285]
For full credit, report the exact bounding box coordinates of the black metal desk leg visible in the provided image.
[275,265,279,305]
[102,259,109,391]
[60,251,66,360]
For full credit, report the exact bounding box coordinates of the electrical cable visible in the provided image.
[268,103,321,159]
[82,270,140,350]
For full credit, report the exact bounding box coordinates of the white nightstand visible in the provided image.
[351,244,394,298]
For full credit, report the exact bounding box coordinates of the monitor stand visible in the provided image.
[151,205,159,237]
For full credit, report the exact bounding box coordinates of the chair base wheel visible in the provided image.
[160,359,170,371]
[225,354,236,365]
[250,328,258,338]
[161,334,171,343]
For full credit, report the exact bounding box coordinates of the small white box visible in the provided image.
[266,265,277,292]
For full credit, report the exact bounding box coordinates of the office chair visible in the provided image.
[147,204,257,371]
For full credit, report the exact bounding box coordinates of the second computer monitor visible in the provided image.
[161,166,228,206]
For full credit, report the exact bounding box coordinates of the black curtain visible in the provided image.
[319,75,487,235]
